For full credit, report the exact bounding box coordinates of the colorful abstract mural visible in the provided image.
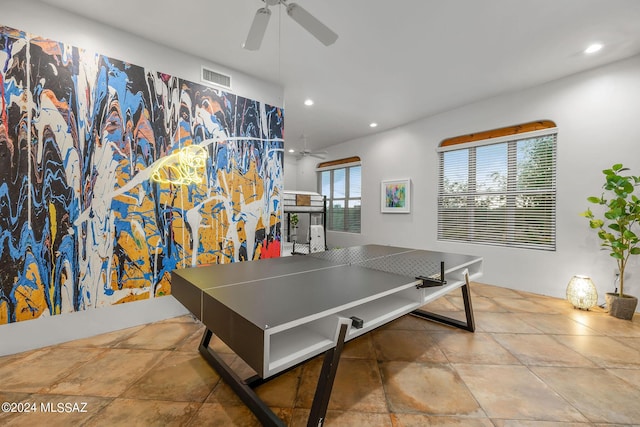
[0,26,284,324]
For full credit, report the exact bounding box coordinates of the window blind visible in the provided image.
[437,130,557,250]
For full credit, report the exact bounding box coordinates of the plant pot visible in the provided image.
[605,293,638,320]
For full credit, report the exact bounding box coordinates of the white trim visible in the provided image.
[436,127,558,153]
[0,296,189,356]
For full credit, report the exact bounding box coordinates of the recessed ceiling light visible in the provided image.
[288,149,295,153]
[584,43,603,54]
[369,122,378,128]
[304,99,314,106]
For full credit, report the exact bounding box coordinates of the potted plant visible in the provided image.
[582,163,640,320]
[290,213,299,241]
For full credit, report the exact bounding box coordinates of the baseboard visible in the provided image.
[0,296,189,356]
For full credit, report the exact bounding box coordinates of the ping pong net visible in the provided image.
[309,246,447,287]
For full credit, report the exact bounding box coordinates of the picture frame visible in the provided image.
[381,178,411,213]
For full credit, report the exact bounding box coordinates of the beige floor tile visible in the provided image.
[559,335,640,368]
[471,283,523,298]
[515,313,601,335]
[179,327,237,354]
[255,367,301,408]
[372,329,447,363]
[492,421,593,427]
[342,334,376,359]
[568,310,640,337]
[175,324,206,352]
[454,364,587,422]
[492,297,563,313]
[391,414,494,426]
[0,394,112,427]
[492,334,597,367]
[43,348,167,397]
[297,358,387,412]
[291,408,393,427]
[446,295,507,312]
[421,295,460,312]
[59,325,145,348]
[532,366,640,424]
[0,347,102,393]
[434,332,520,365]
[115,320,201,350]
[185,402,266,426]
[522,294,580,314]
[617,336,640,351]
[206,378,245,406]
[0,391,36,424]
[606,367,640,388]
[122,351,220,402]
[475,312,544,333]
[380,361,483,416]
[378,314,431,331]
[2,282,639,426]
[83,398,200,426]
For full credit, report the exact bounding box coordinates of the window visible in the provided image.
[437,127,557,250]
[318,158,361,233]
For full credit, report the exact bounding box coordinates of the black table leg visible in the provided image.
[307,322,349,427]
[411,271,476,332]
[199,329,285,427]
[198,322,351,427]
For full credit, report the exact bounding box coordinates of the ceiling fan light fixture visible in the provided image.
[285,2,338,46]
[243,7,271,51]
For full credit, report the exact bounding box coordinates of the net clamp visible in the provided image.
[415,261,447,288]
[415,275,447,288]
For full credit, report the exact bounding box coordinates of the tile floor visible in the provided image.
[1,282,640,426]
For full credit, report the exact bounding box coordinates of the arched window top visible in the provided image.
[317,156,361,170]
[440,120,556,147]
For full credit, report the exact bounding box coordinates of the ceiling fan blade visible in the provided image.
[243,7,271,51]
[285,3,338,46]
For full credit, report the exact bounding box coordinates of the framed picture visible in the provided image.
[381,179,411,213]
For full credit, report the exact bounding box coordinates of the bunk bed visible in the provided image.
[282,190,327,255]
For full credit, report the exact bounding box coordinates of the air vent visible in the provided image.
[201,67,232,89]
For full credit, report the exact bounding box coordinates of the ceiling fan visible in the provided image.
[295,135,327,160]
[243,0,338,51]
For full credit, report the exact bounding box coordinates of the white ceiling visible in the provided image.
[36,0,640,155]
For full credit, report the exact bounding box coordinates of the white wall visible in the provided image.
[296,54,640,307]
[2,0,283,108]
[0,0,285,355]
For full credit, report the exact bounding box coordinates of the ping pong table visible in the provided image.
[171,245,482,427]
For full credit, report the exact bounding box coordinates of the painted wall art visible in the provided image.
[0,26,284,324]
[381,179,410,213]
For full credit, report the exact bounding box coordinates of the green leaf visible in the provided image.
[611,241,625,249]
[612,164,624,171]
[591,219,604,228]
[587,196,602,204]
[623,181,634,193]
